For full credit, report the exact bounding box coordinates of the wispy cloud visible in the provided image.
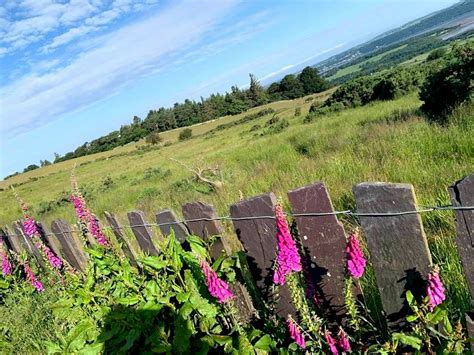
[0,0,237,138]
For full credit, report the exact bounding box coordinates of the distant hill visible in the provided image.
[316,0,474,74]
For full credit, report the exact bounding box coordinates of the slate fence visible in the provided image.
[1,174,473,347]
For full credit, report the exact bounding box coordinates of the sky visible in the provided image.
[0,0,459,178]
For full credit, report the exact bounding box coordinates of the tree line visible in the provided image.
[6,67,328,179]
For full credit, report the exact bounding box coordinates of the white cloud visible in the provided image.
[1,0,237,138]
[42,25,97,51]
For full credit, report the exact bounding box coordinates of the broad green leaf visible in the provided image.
[140,256,167,270]
[392,333,422,350]
[116,295,140,306]
[254,334,272,351]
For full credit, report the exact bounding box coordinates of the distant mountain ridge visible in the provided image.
[316,0,474,74]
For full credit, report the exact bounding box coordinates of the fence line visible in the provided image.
[23,204,474,237]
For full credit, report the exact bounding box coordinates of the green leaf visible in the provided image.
[176,292,190,303]
[116,295,140,306]
[173,313,194,354]
[254,334,272,351]
[406,315,418,322]
[237,334,254,355]
[140,256,167,270]
[392,333,422,350]
[187,235,208,259]
[406,290,414,305]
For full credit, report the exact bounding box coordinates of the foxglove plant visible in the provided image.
[325,330,339,355]
[16,193,63,270]
[286,317,306,349]
[1,250,12,276]
[273,203,302,285]
[426,269,445,311]
[200,259,234,303]
[337,328,351,353]
[70,171,108,246]
[346,230,366,279]
[23,262,44,292]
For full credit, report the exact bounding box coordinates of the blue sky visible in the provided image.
[0,0,458,177]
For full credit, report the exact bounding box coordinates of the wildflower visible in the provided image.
[427,269,445,311]
[337,328,351,353]
[273,203,302,285]
[71,194,89,221]
[200,259,233,303]
[88,216,108,246]
[346,230,366,279]
[23,263,44,292]
[325,330,339,355]
[23,217,38,237]
[38,243,62,269]
[1,251,12,276]
[287,317,306,349]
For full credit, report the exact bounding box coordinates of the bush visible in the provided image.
[294,107,301,116]
[145,132,162,145]
[178,128,193,141]
[427,47,447,61]
[420,42,473,123]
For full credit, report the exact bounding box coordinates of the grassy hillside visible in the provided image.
[2,89,472,231]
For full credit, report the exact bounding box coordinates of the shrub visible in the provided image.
[179,128,193,141]
[145,132,162,145]
[420,42,473,123]
[294,107,301,116]
[427,47,447,61]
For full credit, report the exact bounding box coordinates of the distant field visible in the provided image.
[328,44,408,80]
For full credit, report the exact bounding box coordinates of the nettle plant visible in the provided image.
[0,171,471,353]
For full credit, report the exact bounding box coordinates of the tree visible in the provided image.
[420,42,473,122]
[53,152,61,163]
[279,74,304,99]
[40,160,51,167]
[145,132,162,145]
[23,164,39,173]
[247,74,267,107]
[297,66,329,94]
[427,47,447,61]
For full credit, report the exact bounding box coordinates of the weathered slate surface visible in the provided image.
[36,221,64,260]
[182,202,231,258]
[449,174,474,299]
[288,182,347,318]
[127,211,159,256]
[51,219,88,272]
[104,212,138,266]
[13,221,45,268]
[183,202,255,321]
[230,193,296,318]
[1,225,23,254]
[155,209,188,243]
[353,182,432,322]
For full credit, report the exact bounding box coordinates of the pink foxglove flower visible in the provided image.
[1,251,12,276]
[346,231,366,279]
[325,330,339,355]
[273,203,302,285]
[287,317,305,349]
[337,328,351,353]
[24,263,44,292]
[427,270,445,311]
[37,243,62,269]
[88,217,108,246]
[200,259,233,303]
[23,217,38,237]
[71,195,89,221]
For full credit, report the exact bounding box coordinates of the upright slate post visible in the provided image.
[36,221,64,260]
[288,182,347,319]
[155,209,189,243]
[2,225,23,254]
[182,202,231,258]
[449,173,474,351]
[104,212,139,267]
[230,193,296,318]
[353,182,432,324]
[183,201,255,321]
[51,219,88,272]
[127,211,159,256]
[13,221,45,268]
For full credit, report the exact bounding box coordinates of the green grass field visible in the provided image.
[2,86,474,351]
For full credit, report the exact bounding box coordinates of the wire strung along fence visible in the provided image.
[1,174,474,349]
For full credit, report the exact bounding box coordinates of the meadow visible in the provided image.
[1,81,473,352]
